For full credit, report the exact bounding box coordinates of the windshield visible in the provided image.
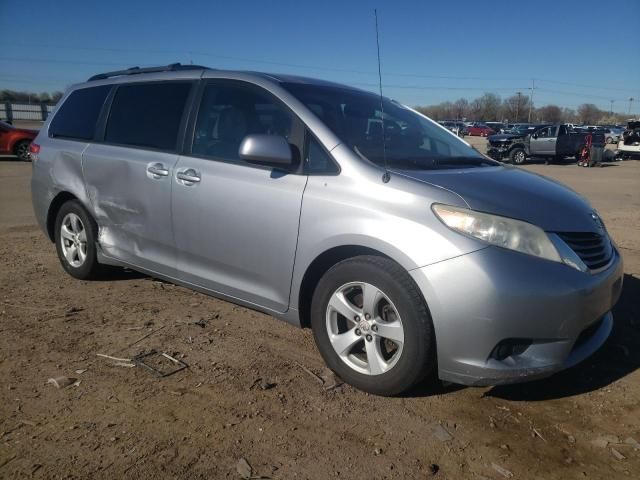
[282,83,496,170]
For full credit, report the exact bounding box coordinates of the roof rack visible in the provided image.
[88,63,209,81]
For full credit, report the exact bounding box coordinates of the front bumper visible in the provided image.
[410,246,624,386]
[487,146,509,160]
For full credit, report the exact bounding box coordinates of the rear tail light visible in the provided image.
[29,143,40,161]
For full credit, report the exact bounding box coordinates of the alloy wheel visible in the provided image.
[325,282,405,375]
[60,213,88,268]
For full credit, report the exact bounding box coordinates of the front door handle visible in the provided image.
[147,163,169,178]
[176,168,201,185]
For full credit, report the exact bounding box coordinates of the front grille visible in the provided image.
[557,232,613,271]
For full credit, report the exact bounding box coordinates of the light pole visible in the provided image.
[629,97,635,117]
[528,79,535,123]
[515,91,521,122]
[610,100,614,116]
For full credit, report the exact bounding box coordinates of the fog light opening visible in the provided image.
[490,339,533,361]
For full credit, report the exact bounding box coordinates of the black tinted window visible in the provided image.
[192,82,293,162]
[105,82,192,151]
[49,85,111,140]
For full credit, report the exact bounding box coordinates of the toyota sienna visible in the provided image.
[31,64,623,395]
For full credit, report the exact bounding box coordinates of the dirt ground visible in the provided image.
[1,142,639,479]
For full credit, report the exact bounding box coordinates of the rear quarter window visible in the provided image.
[49,85,111,140]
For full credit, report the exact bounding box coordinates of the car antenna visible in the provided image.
[374,9,390,183]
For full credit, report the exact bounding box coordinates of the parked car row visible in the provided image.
[446,121,626,143]
[437,120,468,137]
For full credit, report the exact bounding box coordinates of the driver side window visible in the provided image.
[192,82,293,163]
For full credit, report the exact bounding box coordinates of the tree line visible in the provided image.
[415,93,629,125]
[0,88,629,125]
[0,89,64,104]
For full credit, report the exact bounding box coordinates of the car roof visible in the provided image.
[74,63,364,93]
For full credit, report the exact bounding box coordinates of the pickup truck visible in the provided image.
[487,124,605,165]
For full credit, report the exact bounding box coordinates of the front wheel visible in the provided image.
[509,147,526,165]
[310,256,435,396]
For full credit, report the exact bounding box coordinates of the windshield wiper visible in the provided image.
[435,156,496,167]
[389,156,495,170]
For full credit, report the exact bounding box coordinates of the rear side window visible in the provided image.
[105,82,192,151]
[49,85,111,140]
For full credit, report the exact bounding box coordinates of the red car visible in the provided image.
[0,121,38,161]
[467,123,496,137]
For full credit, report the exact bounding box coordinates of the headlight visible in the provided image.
[432,204,562,263]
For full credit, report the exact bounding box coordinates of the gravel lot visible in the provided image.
[1,144,639,479]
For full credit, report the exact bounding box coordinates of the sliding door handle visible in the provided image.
[147,163,169,177]
[176,169,201,184]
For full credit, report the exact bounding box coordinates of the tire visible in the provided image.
[509,147,526,165]
[603,149,615,163]
[54,200,104,280]
[14,140,31,162]
[606,137,613,144]
[310,255,435,396]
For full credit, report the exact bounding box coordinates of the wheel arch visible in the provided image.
[12,137,31,154]
[297,245,413,329]
[46,191,80,242]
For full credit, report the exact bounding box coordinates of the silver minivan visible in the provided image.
[31,64,623,395]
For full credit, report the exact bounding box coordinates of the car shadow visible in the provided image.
[485,273,640,401]
[97,267,148,282]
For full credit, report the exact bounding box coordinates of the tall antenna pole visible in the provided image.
[516,91,521,122]
[610,99,614,116]
[374,9,390,183]
[528,79,535,123]
[630,97,635,116]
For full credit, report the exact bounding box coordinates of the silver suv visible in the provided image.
[31,64,623,395]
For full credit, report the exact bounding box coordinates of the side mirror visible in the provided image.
[239,134,293,167]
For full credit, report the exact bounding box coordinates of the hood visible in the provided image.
[488,133,525,142]
[395,166,601,232]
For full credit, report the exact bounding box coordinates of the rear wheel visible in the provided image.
[509,147,526,165]
[14,140,31,161]
[54,200,104,280]
[310,255,435,396]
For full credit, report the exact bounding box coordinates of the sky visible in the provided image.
[1,0,639,113]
